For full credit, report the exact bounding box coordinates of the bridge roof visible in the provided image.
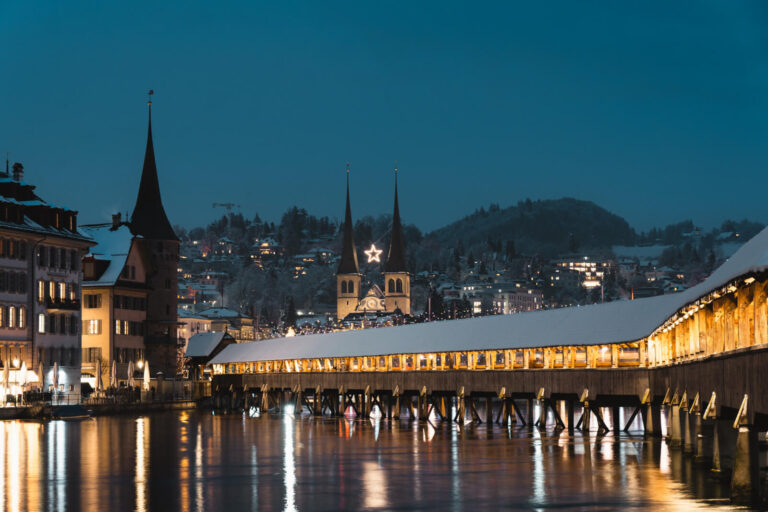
[211,226,768,364]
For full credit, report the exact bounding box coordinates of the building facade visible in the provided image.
[80,220,149,386]
[0,162,94,401]
[336,168,411,320]
[128,101,180,375]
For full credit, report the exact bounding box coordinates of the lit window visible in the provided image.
[58,283,66,300]
[115,319,121,335]
[38,314,45,334]
[38,281,44,302]
[18,308,24,329]
[48,281,55,299]
[8,306,15,328]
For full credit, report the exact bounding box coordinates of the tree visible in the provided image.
[466,251,475,269]
[282,296,297,327]
[505,240,516,260]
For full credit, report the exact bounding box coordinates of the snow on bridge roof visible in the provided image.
[211,225,768,365]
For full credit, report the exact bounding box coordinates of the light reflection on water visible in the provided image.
[0,410,741,511]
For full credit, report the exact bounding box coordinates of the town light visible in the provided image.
[12,358,19,368]
[137,360,144,370]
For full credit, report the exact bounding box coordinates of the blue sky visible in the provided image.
[1,1,767,232]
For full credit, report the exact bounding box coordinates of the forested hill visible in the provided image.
[424,198,636,257]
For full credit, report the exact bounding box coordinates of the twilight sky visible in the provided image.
[1,2,767,233]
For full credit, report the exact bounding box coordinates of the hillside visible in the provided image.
[424,198,636,257]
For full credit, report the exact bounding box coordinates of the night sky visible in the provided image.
[1,2,767,233]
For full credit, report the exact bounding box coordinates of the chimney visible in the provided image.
[11,162,23,182]
[111,212,122,230]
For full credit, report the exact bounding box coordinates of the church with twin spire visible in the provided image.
[336,167,411,321]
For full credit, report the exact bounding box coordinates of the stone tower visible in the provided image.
[384,168,410,315]
[130,97,180,375]
[336,167,361,320]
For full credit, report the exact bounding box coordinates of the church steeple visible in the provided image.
[130,92,178,241]
[337,164,360,274]
[385,165,407,272]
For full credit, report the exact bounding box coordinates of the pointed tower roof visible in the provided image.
[337,165,359,274]
[385,166,407,273]
[130,96,178,241]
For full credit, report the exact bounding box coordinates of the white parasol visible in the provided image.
[18,361,27,387]
[110,360,117,388]
[52,362,59,391]
[143,361,150,391]
[95,358,103,392]
[127,360,135,388]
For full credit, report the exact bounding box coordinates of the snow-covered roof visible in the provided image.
[198,307,241,319]
[211,226,768,365]
[81,225,137,286]
[185,332,229,358]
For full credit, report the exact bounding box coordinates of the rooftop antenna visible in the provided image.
[148,89,153,107]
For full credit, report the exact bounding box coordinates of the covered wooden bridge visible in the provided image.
[211,226,768,502]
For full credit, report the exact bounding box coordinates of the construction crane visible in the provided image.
[212,202,241,212]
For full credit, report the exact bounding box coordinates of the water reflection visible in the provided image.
[0,410,745,511]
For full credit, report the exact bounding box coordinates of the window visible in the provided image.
[69,315,77,335]
[69,284,77,301]
[49,247,56,268]
[341,281,347,294]
[48,281,55,300]
[396,279,403,293]
[388,279,395,293]
[70,250,78,270]
[37,247,45,266]
[19,242,26,261]
[348,281,354,294]
[8,307,15,329]
[37,281,44,303]
[0,307,4,328]
[48,314,56,334]
[115,319,121,335]
[38,314,45,334]
[84,294,101,308]
[18,307,24,329]
[84,319,101,335]
[58,282,66,300]
[60,315,67,334]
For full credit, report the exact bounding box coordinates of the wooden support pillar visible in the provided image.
[669,404,682,449]
[485,397,492,424]
[567,400,575,434]
[731,425,758,503]
[440,396,447,420]
[730,395,757,503]
[421,387,429,421]
[591,406,610,435]
[314,387,322,416]
[581,404,591,434]
[612,406,621,435]
[642,403,662,436]
[364,386,372,418]
[538,400,548,429]
[526,399,534,428]
[337,387,345,416]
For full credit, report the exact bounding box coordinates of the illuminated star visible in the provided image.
[365,243,382,263]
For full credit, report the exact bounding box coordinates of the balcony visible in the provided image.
[45,298,81,311]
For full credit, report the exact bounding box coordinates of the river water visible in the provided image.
[0,408,740,511]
